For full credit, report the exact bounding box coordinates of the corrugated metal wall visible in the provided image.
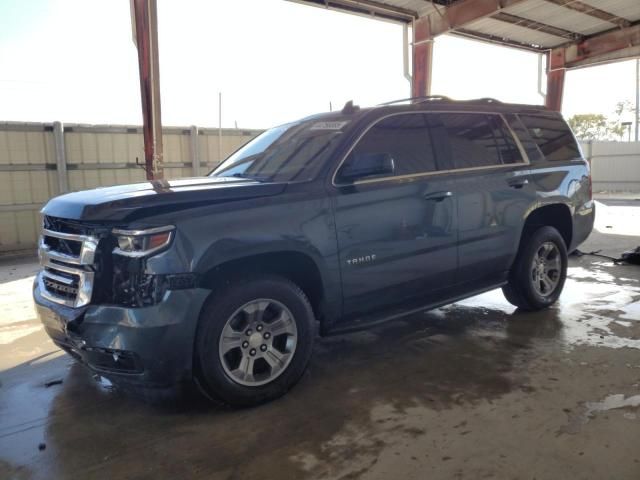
[0,122,261,254]
[580,140,640,193]
[0,124,59,254]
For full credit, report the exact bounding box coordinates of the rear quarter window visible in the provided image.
[517,114,581,162]
[436,113,524,169]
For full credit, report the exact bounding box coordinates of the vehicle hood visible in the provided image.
[41,176,287,222]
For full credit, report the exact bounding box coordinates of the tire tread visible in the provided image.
[502,226,568,311]
[194,274,315,407]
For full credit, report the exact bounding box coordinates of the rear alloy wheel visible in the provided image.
[530,242,562,298]
[502,226,568,311]
[195,276,315,407]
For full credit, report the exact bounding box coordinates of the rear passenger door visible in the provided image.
[332,113,458,316]
[433,112,533,286]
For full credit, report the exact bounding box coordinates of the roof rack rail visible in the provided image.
[378,96,505,107]
[378,96,453,106]
[467,97,503,104]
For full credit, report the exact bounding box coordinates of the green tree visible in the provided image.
[567,114,613,140]
[568,101,637,141]
[613,100,636,139]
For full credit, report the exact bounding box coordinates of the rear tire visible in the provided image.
[502,226,568,311]
[195,275,315,407]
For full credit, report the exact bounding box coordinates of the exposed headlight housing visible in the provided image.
[112,225,175,257]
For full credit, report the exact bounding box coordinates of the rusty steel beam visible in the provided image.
[492,11,581,41]
[550,22,640,70]
[132,0,164,180]
[544,0,630,29]
[545,61,565,111]
[412,41,434,97]
[545,22,640,110]
[412,12,436,98]
[420,0,526,38]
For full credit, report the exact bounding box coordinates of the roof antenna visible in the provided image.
[341,100,359,115]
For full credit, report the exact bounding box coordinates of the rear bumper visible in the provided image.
[571,200,596,251]
[34,277,210,389]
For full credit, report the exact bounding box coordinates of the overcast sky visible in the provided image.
[0,0,637,128]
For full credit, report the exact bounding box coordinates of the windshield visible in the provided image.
[210,120,347,182]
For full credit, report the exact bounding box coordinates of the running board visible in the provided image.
[324,281,507,336]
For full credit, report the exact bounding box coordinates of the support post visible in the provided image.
[412,17,433,98]
[545,69,565,111]
[53,121,68,194]
[586,139,593,167]
[635,58,639,142]
[537,53,546,104]
[545,51,565,111]
[402,23,411,94]
[132,0,164,180]
[190,125,200,176]
[218,92,223,163]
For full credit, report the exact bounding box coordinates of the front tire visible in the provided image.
[195,275,315,407]
[502,226,568,311]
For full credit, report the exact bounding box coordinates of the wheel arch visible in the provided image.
[199,250,327,323]
[522,203,573,248]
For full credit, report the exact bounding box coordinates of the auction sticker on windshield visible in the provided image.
[309,121,349,130]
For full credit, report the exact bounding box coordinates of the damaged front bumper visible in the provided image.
[34,276,210,390]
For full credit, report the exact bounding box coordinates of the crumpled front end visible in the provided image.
[34,215,209,391]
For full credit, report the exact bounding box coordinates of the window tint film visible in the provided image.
[518,114,581,162]
[504,113,544,163]
[438,113,523,168]
[339,114,437,181]
[489,115,524,164]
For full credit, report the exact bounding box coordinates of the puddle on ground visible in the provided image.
[621,301,640,321]
[447,261,640,351]
[586,393,640,415]
[560,393,640,435]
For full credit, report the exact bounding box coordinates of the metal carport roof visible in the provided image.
[290,0,640,59]
[289,0,640,112]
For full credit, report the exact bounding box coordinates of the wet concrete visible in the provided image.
[2,203,640,479]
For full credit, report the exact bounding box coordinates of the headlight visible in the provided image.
[112,225,175,257]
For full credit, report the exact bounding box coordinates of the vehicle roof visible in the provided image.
[302,97,558,125]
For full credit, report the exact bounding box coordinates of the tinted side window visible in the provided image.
[438,113,522,169]
[489,115,524,164]
[504,113,544,163]
[340,114,437,180]
[518,114,581,162]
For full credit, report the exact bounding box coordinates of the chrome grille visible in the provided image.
[43,268,79,298]
[38,221,98,308]
[40,229,98,265]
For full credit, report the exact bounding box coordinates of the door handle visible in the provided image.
[423,191,453,202]
[508,178,529,189]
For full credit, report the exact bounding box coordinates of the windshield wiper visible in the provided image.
[227,172,270,182]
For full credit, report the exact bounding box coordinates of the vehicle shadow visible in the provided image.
[0,297,566,480]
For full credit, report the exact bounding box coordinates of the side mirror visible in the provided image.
[339,152,395,182]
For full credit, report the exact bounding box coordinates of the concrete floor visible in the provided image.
[1,200,640,480]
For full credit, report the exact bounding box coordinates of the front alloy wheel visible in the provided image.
[195,275,315,407]
[219,299,297,386]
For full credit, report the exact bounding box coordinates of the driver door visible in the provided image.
[331,113,458,317]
